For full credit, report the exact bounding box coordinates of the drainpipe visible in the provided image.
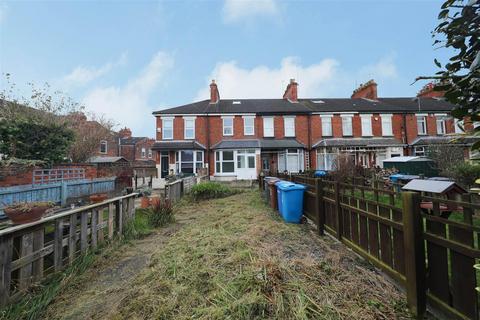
[206,113,210,176]
[402,113,408,155]
[307,113,312,169]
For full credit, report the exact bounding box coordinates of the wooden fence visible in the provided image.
[262,174,480,320]
[0,192,137,307]
[165,174,209,202]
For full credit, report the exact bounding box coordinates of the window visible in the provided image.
[316,151,336,171]
[184,117,195,139]
[263,117,274,137]
[454,118,464,133]
[223,117,233,136]
[417,115,427,135]
[321,116,332,136]
[215,151,234,173]
[436,117,446,135]
[341,115,353,136]
[237,149,255,169]
[243,116,255,136]
[381,114,393,136]
[141,148,146,158]
[361,115,372,136]
[278,149,304,173]
[175,150,203,174]
[148,149,152,158]
[162,118,173,139]
[414,146,425,157]
[100,140,107,154]
[284,117,295,137]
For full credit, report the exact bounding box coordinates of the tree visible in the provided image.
[417,0,480,148]
[426,144,465,177]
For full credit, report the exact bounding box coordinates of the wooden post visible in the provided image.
[19,232,33,290]
[91,209,98,249]
[80,211,88,253]
[69,213,77,264]
[115,200,123,235]
[315,178,325,236]
[97,208,104,244]
[54,219,64,272]
[334,181,343,240]
[402,191,426,318]
[32,228,44,281]
[0,236,13,306]
[108,203,115,239]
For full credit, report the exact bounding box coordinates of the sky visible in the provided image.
[0,0,451,137]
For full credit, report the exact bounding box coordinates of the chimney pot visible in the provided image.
[351,79,378,100]
[283,79,298,102]
[210,79,220,104]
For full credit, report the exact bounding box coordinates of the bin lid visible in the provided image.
[267,178,281,185]
[277,183,307,191]
[314,170,327,177]
[275,180,294,187]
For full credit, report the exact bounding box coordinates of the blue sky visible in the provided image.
[0,0,450,137]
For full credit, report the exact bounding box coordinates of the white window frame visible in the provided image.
[321,115,333,136]
[278,149,304,173]
[100,140,108,154]
[361,114,372,136]
[175,150,204,174]
[243,116,255,136]
[148,149,152,158]
[215,150,235,174]
[417,115,427,135]
[284,116,295,137]
[184,117,196,139]
[162,117,174,140]
[263,117,274,137]
[454,118,464,134]
[436,117,446,135]
[414,146,425,157]
[381,114,393,136]
[141,147,146,158]
[222,117,234,136]
[341,114,353,136]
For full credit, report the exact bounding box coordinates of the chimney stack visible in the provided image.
[351,79,378,100]
[119,127,132,138]
[210,80,220,104]
[417,82,445,98]
[283,79,298,102]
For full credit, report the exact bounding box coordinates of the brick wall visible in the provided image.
[332,115,343,138]
[372,114,382,136]
[352,115,362,137]
[426,114,437,136]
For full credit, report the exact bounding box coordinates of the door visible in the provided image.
[236,150,256,180]
[161,153,169,178]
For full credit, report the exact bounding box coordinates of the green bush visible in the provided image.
[190,182,236,201]
[147,199,175,228]
[453,162,480,189]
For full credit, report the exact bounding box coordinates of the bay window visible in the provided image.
[284,117,295,137]
[381,114,393,136]
[215,151,235,173]
[184,117,195,139]
[417,115,427,135]
[175,150,203,174]
[278,149,304,173]
[321,115,332,136]
[341,115,353,136]
[162,118,173,140]
[361,114,372,136]
[223,117,233,136]
[243,116,255,136]
[263,117,274,137]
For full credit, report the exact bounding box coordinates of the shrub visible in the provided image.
[190,182,236,201]
[147,199,175,228]
[452,162,480,189]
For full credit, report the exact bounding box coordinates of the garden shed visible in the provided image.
[383,156,438,177]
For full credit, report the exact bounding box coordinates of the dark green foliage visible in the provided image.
[0,117,74,164]
[190,182,237,201]
[147,199,175,228]
[452,162,480,188]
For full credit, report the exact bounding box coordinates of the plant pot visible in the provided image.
[141,196,151,208]
[4,206,50,224]
[90,193,108,203]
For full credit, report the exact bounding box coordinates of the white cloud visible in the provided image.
[63,53,127,86]
[196,55,398,100]
[222,0,279,23]
[82,51,174,136]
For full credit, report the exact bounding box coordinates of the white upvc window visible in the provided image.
[223,117,234,136]
[162,117,174,140]
[243,116,255,136]
[141,148,146,158]
[278,149,304,173]
[361,114,372,136]
[184,117,196,139]
[417,115,427,135]
[100,140,107,154]
[215,150,235,174]
[263,117,274,137]
[284,116,295,137]
[321,115,332,136]
[454,118,464,133]
[435,115,446,135]
[341,114,353,136]
[381,114,393,136]
[175,150,204,174]
[148,149,152,158]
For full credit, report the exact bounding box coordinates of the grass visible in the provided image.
[189,182,239,201]
[0,210,155,320]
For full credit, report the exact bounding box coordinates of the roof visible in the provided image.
[153,97,455,116]
[260,139,305,149]
[87,156,128,164]
[383,156,433,163]
[410,135,480,146]
[211,139,305,150]
[151,140,206,150]
[402,179,467,194]
[212,140,260,149]
[120,137,148,145]
[313,137,404,148]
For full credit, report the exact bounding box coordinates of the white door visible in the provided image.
[236,150,256,179]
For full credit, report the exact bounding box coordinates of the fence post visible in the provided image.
[402,191,426,318]
[334,181,343,240]
[61,182,68,206]
[315,179,325,236]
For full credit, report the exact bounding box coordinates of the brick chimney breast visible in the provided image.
[210,80,220,104]
[119,127,132,138]
[351,79,378,100]
[283,79,298,102]
[417,82,445,98]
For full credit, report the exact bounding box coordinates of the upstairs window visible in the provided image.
[162,118,173,140]
[141,148,146,158]
[284,117,295,137]
[341,115,353,136]
[381,114,393,136]
[148,149,153,158]
[454,118,464,133]
[417,115,427,135]
[184,117,195,139]
[436,117,446,135]
[223,117,233,136]
[100,140,107,154]
[243,116,255,136]
[263,117,274,137]
[361,115,372,136]
[321,116,332,136]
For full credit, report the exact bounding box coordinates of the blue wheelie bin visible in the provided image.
[276,183,307,223]
[275,181,294,216]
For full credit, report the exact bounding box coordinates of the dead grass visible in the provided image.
[111,191,411,320]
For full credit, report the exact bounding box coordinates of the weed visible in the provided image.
[190,182,238,201]
[147,199,175,228]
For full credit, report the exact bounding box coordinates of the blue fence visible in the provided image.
[0,177,116,214]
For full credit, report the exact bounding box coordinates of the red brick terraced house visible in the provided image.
[151,79,477,180]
